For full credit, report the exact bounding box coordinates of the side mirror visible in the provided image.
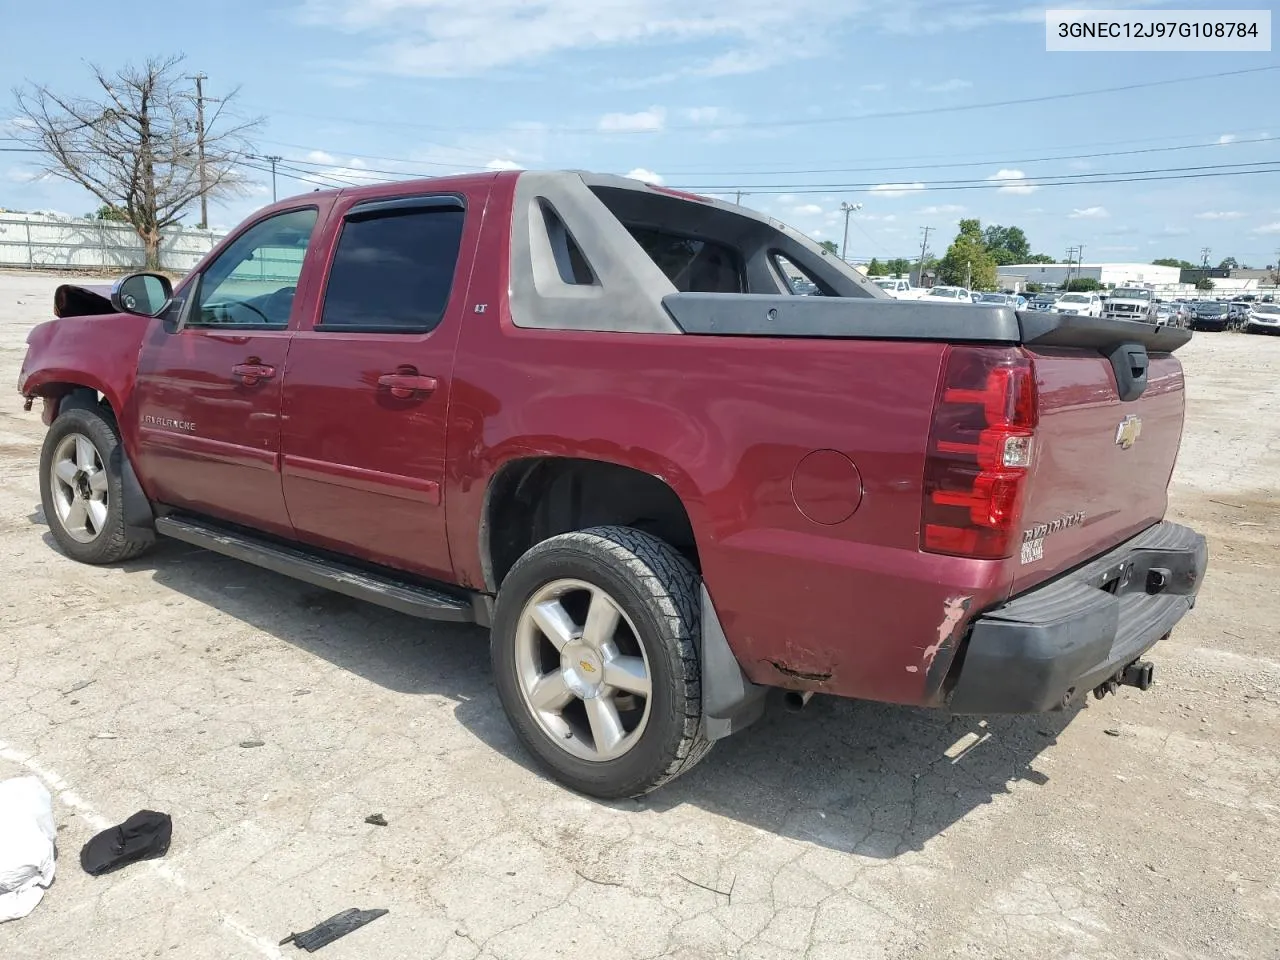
[111,273,173,318]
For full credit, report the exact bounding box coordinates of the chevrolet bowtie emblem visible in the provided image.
[1115,415,1142,450]
[579,660,597,674]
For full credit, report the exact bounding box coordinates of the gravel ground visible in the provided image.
[1,270,1277,960]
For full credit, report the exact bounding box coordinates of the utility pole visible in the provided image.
[187,73,221,230]
[839,201,862,262]
[265,155,283,203]
[918,226,932,286]
[964,260,972,291]
[1064,245,1079,288]
[733,190,750,206]
[1200,246,1212,268]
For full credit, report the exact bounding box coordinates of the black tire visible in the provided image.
[39,405,154,564]
[491,526,713,798]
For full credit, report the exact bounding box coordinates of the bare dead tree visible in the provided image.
[13,55,260,269]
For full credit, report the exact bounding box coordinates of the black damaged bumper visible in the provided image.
[948,522,1208,714]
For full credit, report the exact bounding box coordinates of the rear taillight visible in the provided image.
[921,346,1038,560]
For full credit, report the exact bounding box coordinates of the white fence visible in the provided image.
[0,213,225,273]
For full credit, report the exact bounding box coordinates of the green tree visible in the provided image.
[1026,282,1044,294]
[1065,277,1102,292]
[1152,258,1196,269]
[1218,257,1238,270]
[93,204,128,222]
[982,224,1031,266]
[884,257,912,277]
[866,257,885,275]
[1025,253,1056,264]
[1195,277,1215,291]
[939,219,997,290]
[818,240,839,256]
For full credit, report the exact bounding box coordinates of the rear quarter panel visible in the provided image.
[448,183,1009,703]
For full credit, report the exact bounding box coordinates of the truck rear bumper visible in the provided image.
[947,521,1207,714]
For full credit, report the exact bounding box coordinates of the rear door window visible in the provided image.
[318,200,465,333]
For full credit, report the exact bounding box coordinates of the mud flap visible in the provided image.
[699,584,768,741]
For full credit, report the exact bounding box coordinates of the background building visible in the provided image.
[998,262,1182,289]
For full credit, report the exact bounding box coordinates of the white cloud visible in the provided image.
[1162,226,1192,236]
[681,106,721,123]
[485,158,524,171]
[625,167,663,184]
[1195,211,1244,220]
[1068,206,1110,219]
[861,213,897,222]
[306,150,336,164]
[777,193,797,203]
[919,204,964,215]
[791,203,824,215]
[923,78,972,93]
[598,106,666,133]
[1253,222,1280,235]
[3,167,44,184]
[300,1,1103,81]
[986,169,1036,194]
[870,182,925,198]
[859,82,887,92]
[1217,133,1236,145]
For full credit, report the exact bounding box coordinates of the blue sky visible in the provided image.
[2,0,1278,266]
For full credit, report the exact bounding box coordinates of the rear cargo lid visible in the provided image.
[1005,345,1184,595]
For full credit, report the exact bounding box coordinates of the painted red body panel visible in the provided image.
[17,170,1186,708]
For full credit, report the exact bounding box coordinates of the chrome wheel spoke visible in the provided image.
[531,600,578,651]
[54,459,78,487]
[86,499,108,534]
[74,436,97,471]
[584,696,625,757]
[65,498,88,532]
[603,656,650,698]
[528,670,575,713]
[581,589,621,652]
[87,470,108,495]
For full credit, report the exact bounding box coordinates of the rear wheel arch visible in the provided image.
[480,457,701,593]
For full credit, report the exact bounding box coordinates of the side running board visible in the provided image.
[155,515,479,623]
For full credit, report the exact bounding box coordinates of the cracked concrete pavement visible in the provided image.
[1,271,1278,959]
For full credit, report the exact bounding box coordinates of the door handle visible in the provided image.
[231,362,276,386]
[377,373,438,400]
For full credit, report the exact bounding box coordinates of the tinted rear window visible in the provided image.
[623,226,745,293]
[320,207,465,332]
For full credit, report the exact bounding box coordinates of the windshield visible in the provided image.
[977,293,1007,303]
[1111,288,1152,300]
[874,280,899,290]
[1253,305,1280,316]
[928,288,961,298]
[1059,293,1089,303]
[1198,303,1226,314]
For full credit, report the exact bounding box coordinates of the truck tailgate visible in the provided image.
[1008,347,1184,595]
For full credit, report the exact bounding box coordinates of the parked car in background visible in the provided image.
[1103,286,1158,323]
[1154,303,1183,328]
[924,285,973,303]
[1027,293,1060,312]
[975,292,1028,310]
[1054,292,1103,318]
[1190,300,1231,331]
[872,277,919,299]
[1245,302,1280,334]
[1229,301,1251,330]
[16,168,1207,798]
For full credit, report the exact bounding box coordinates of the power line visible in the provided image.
[660,135,1280,179]
[244,64,1279,136]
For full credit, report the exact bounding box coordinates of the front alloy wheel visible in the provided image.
[48,432,110,543]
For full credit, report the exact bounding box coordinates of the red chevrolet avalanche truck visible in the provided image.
[18,171,1207,798]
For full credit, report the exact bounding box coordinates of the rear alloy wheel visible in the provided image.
[492,526,712,798]
[40,405,154,564]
